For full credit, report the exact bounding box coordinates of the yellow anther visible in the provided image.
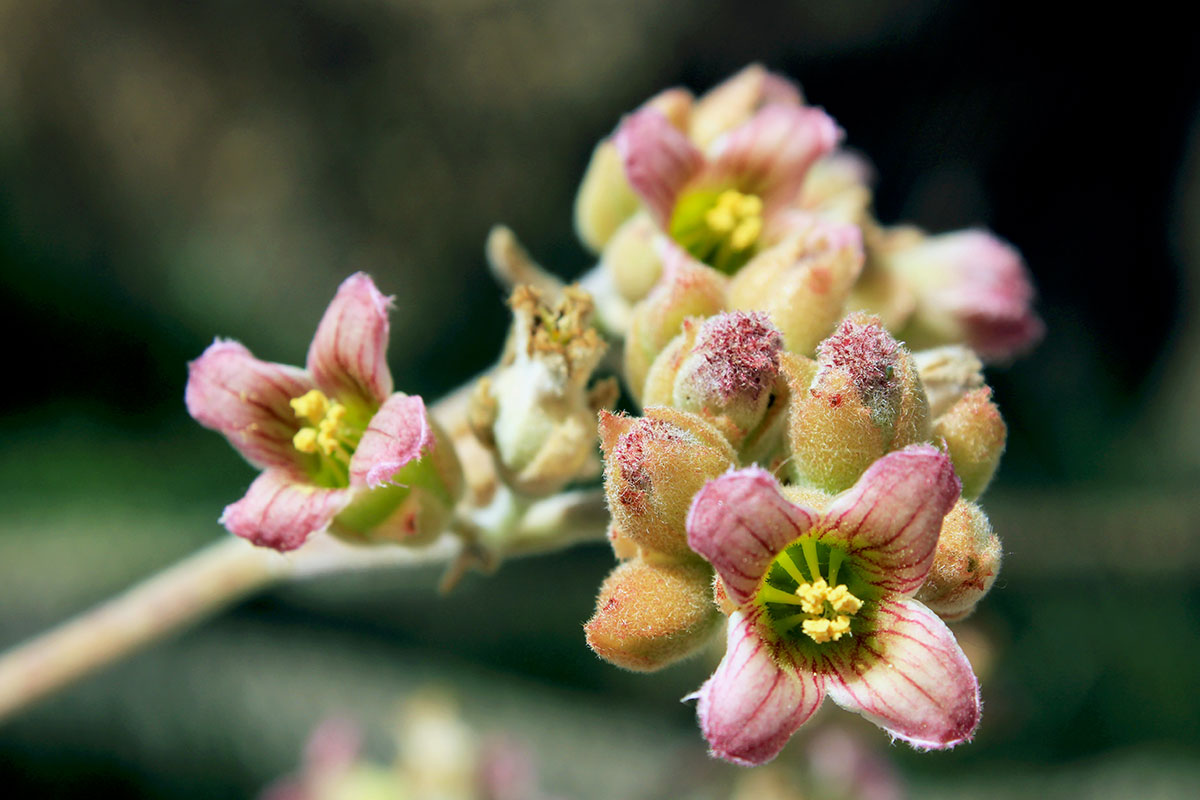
[292,427,319,454]
[795,579,830,615]
[729,217,763,250]
[828,615,852,639]
[705,205,736,233]
[734,193,763,218]
[290,389,330,425]
[802,618,834,643]
[827,584,864,615]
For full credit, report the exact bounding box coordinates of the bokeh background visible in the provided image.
[3,1,1199,797]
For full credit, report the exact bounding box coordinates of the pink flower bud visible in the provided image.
[786,314,931,493]
[887,229,1044,362]
[643,312,784,450]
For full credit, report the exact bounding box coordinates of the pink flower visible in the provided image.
[186,273,436,551]
[615,102,842,275]
[685,445,979,765]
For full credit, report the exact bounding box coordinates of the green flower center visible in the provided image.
[757,536,879,652]
[669,189,764,275]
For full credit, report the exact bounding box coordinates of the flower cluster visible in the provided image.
[184,63,1035,771]
[571,66,1023,764]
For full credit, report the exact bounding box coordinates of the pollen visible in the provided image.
[703,190,764,251]
[779,543,864,644]
[290,389,350,457]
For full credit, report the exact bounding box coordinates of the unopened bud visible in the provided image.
[913,345,985,418]
[601,213,663,303]
[886,229,1043,362]
[643,312,784,450]
[688,63,803,149]
[796,151,874,225]
[935,387,1006,500]
[623,245,727,401]
[728,218,864,355]
[915,499,1002,621]
[584,558,721,671]
[470,285,610,497]
[786,314,930,492]
[599,407,735,560]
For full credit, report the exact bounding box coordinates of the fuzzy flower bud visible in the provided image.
[470,285,614,497]
[913,345,985,418]
[934,387,1006,500]
[598,407,735,560]
[915,499,1002,621]
[887,229,1043,362]
[600,213,663,303]
[786,314,931,493]
[584,558,722,672]
[728,217,864,355]
[623,245,728,401]
[643,312,784,450]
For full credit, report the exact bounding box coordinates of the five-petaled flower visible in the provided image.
[186,273,451,551]
[685,445,980,765]
[615,100,841,276]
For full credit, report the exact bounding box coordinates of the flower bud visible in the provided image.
[786,314,930,493]
[727,218,864,356]
[623,246,727,401]
[796,150,874,225]
[913,345,985,419]
[584,558,721,671]
[643,312,784,450]
[915,499,1001,621]
[687,63,803,149]
[886,229,1043,362]
[330,415,464,547]
[599,407,735,560]
[575,89,692,253]
[470,285,611,497]
[601,213,663,303]
[935,387,1006,500]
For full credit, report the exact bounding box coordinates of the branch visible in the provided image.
[0,489,608,723]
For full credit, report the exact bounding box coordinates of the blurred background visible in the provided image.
[2,0,1199,797]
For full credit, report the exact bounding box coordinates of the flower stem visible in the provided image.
[0,489,608,723]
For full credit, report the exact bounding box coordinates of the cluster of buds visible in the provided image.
[567,65,1027,764]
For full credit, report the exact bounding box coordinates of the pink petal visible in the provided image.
[614,107,705,228]
[185,339,315,471]
[821,445,960,596]
[823,598,980,749]
[687,467,817,607]
[306,272,395,408]
[708,105,842,213]
[348,393,435,488]
[694,611,824,766]
[220,469,352,551]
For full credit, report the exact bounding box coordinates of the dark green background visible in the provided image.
[3,1,1198,797]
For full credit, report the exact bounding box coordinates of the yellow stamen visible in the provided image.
[293,427,319,454]
[289,390,349,457]
[795,579,830,615]
[290,389,330,425]
[703,189,764,251]
[827,584,863,615]
[802,618,833,643]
